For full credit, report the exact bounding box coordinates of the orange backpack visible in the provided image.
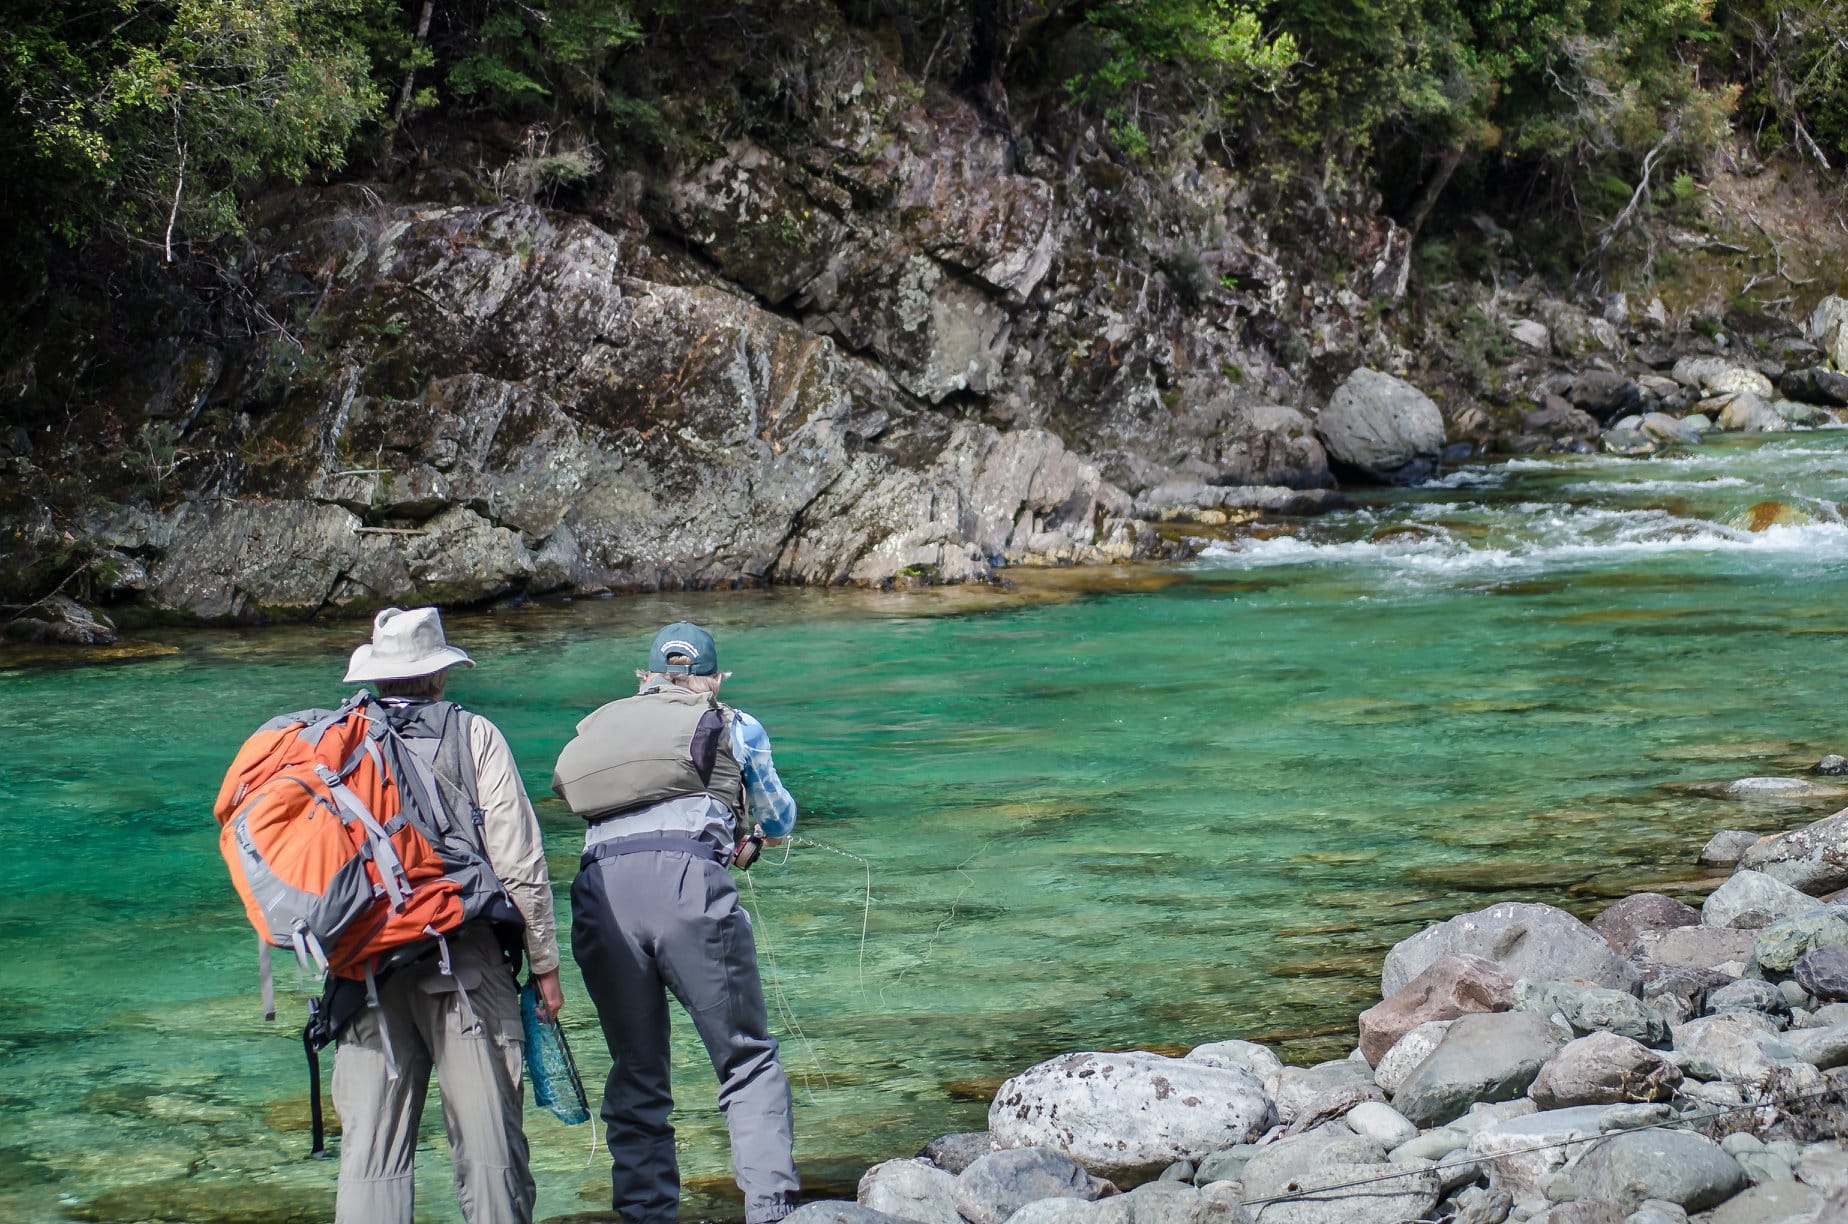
[215,692,484,1010]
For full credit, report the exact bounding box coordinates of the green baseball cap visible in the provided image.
[649,622,719,675]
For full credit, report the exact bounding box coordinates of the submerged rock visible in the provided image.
[1698,832,1764,869]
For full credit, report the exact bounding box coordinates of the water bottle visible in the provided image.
[520,982,590,1124]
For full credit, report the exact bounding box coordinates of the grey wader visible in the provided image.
[572,833,799,1224]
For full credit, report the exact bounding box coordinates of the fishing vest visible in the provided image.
[551,686,747,827]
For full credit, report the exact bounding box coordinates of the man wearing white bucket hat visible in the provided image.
[331,606,563,1224]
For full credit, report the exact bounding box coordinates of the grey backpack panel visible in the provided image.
[552,686,745,822]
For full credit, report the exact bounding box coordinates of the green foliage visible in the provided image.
[1721,0,1848,165]
[447,1,644,111]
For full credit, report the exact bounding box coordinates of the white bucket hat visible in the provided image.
[343,607,475,683]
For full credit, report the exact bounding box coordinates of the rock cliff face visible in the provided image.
[6,13,1423,623]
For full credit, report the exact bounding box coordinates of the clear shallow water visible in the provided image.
[6,433,1848,1222]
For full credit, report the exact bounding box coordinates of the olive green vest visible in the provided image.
[551,686,746,824]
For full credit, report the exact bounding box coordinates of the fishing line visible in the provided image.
[880,844,985,1007]
[787,836,873,999]
[743,869,832,1101]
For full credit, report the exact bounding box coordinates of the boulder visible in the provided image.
[1754,911,1848,974]
[1186,1041,1284,1087]
[1632,926,1757,974]
[1359,954,1516,1065]
[1568,372,1644,422]
[1315,369,1446,484]
[1706,367,1777,398]
[1374,1021,1454,1096]
[1714,392,1790,433]
[1510,320,1552,351]
[1638,413,1700,446]
[1798,1143,1848,1190]
[1392,1011,1563,1128]
[1780,366,1848,406]
[1774,398,1827,426]
[1737,809,1848,895]
[1700,832,1765,870]
[1702,871,1827,929]
[1724,777,1848,802]
[1529,1204,1624,1224]
[919,1133,993,1176]
[1670,1014,1813,1086]
[1511,979,1668,1046]
[1706,979,1790,1021]
[1,595,118,646]
[1807,295,1848,369]
[1464,1106,1604,1199]
[1270,1062,1384,1131]
[786,1204,915,1224]
[1601,427,1656,456]
[1785,1023,1848,1069]
[1240,1132,1439,1224]
[1794,947,1848,1002]
[859,1159,960,1224]
[1382,903,1640,998]
[1591,894,1701,954]
[1343,1102,1417,1150]
[1640,963,1735,1026]
[1557,1129,1745,1212]
[1523,396,1601,438]
[1104,1180,1253,1224]
[1527,1033,1681,1108]
[988,1052,1277,1181]
[953,1147,1113,1224]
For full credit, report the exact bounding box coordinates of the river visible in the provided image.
[5,433,1848,1222]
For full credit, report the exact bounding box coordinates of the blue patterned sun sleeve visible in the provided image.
[730,710,797,839]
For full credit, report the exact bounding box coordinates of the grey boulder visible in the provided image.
[1704,1179,1821,1223]
[787,1204,915,1224]
[1794,946,1848,1002]
[1591,895,1701,955]
[1528,1033,1681,1108]
[1392,1011,1563,1128]
[1185,1041,1284,1087]
[1373,1020,1454,1096]
[1383,902,1640,998]
[1737,809,1848,896]
[1240,1132,1439,1224]
[953,1147,1113,1224]
[1511,978,1668,1046]
[919,1132,993,1176]
[1632,926,1756,974]
[1700,832,1765,870]
[1465,1105,1605,1199]
[1558,1129,1745,1211]
[1703,870,1826,929]
[1754,910,1848,975]
[1270,1061,1383,1132]
[1706,979,1790,1021]
[1315,368,1446,484]
[858,1159,960,1224]
[989,1052,1277,1181]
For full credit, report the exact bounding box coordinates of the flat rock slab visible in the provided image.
[1382,902,1639,998]
[1464,1105,1604,1199]
[1704,1178,1820,1224]
[1242,1134,1437,1224]
[989,1052,1276,1181]
[1633,925,1757,972]
[1391,1010,1562,1128]
[1562,1129,1745,1211]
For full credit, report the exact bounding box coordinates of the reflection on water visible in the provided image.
[5,434,1848,1221]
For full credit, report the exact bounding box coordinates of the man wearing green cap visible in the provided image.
[556,622,800,1224]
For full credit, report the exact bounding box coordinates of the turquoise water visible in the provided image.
[6,433,1848,1222]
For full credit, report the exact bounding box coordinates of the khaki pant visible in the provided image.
[332,924,534,1224]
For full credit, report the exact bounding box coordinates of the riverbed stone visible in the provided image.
[1271,1062,1383,1131]
[1528,1033,1681,1108]
[1725,777,1848,802]
[1360,954,1515,1065]
[1186,1041,1284,1088]
[1466,1106,1605,1199]
[2,595,119,646]
[1392,1011,1563,1128]
[954,1147,1114,1224]
[1531,1200,1626,1223]
[1701,832,1766,870]
[1374,1020,1454,1095]
[1738,810,1848,896]
[1706,1179,1820,1223]
[1570,372,1645,421]
[1784,1023,1848,1069]
[1622,1203,1687,1224]
[920,1132,994,1175]
[1792,947,1848,1001]
[1807,296,1848,369]
[1343,1102,1417,1149]
[989,1052,1277,1181]
[1592,895,1701,955]
[1754,911,1848,974]
[1512,979,1669,1045]
[1638,413,1700,446]
[1707,979,1790,1021]
[1383,903,1640,999]
[1781,366,1848,405]
[859,1158,960,1224]
[1670,1014,1814,1086]
[1240,1132,1439,1224]
[1315,368,1447,484]
[1559,1129,1746,1212]
[788,1203,915,1224]
[1796,1143,1848,1190]
[1639,963,1735,1026]
[1705,871,1828,929]
[1714,393,1790,433]
[1633,926,1757,974]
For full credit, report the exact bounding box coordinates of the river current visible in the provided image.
[6,433,1848,1222]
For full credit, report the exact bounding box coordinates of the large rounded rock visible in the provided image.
[1794,946,1848,1002]
[1714,392,1791,432]
[1511,979,1668,1046]
[1465,1106,1604,1199]
[953,1147,1113,1224]
[1590,894,1700,955]
[1359,954,1515,1065]
[1702,870,1827,929]
[1737,809,1848,895]
[988,1053,1277,1181]
[1240,1132,1438,1224]
[1314,369,1446,484]
[1699,831,1764,870]
[1705,979,1789,1021]
[859,1158,959,1224]
[1781,366,1848,406]
[1559,1129,1745,1211]
[1391,1011,1563,1128]
[1185,1041,1284,1087]
[1270,1061,1383,1131]
[1382,903,1640,998]
[1754,910,1848,974]
[1527,1032,1681,1108]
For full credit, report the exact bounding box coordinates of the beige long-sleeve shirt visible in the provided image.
[467,713,562,975]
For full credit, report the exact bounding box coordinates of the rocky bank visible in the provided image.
[7,3,1846,636]
[786,783,1848,1224]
